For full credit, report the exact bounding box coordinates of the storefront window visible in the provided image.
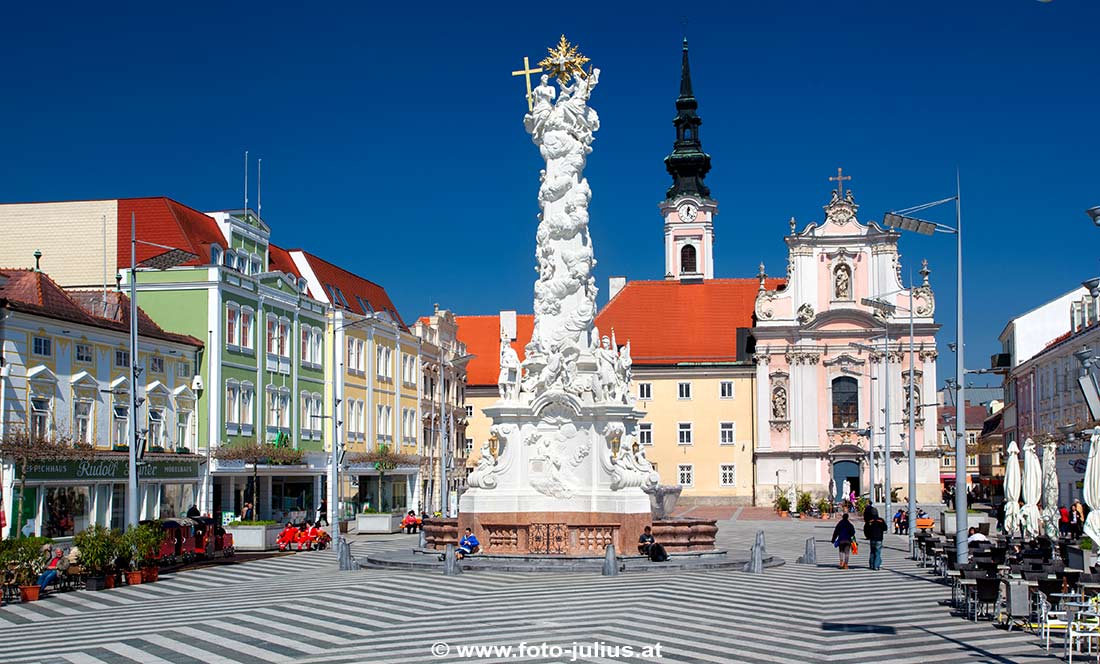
[44,486,91,537]
[159,483,196,519]
[9,486,37,538]
[141,484,159,520]
[111,484,125,530]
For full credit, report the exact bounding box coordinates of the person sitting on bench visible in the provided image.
[402,510,420,534]
[277,523,298,551]
[638,526,668,562]
[456,528,480,559]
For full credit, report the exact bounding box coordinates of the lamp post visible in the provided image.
[126,212,197,529]
[438,350,474,517]
[884,176,965,563]
[853,337,892,517]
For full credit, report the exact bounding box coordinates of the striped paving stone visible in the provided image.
[0,524,1065,663]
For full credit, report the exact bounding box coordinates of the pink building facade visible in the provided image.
[752,186,942,504]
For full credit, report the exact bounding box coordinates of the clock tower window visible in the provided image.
[681,245,698,274]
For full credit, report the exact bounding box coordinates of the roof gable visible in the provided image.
[292,250,406,329]
[117,198,225,270]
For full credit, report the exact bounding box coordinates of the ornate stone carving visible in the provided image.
[771,385,787,420]
[913,285,935,317]
[796,303,815,324]
[466,424,516,489]
[602,422,658,491]
[824,190,859,225]
[919,349,939,362]
[755,290,776,320]
[833,263,852,300]
[785,350,821,365]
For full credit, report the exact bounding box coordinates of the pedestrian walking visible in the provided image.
[864,508,887,570]
[832,513,856,569]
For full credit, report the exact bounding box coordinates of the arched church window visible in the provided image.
[834,264,852,300]
[831,376,859,429]
[681,244,697,274]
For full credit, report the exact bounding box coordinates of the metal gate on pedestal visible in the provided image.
[529,523,568,554]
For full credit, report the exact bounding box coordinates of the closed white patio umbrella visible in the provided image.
[1021,438,1043,540]
[1040,439,1060,540]
[1084,431,1100,548]
[1004,441,1022,538]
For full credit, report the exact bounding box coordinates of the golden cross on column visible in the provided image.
[829,167,852,196]
[511,56,543,112]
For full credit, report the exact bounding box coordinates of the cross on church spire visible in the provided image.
[829,167,851,196]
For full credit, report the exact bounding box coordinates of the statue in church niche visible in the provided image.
[594,335,619,402]
[616,341,633,403]
[771,385,788,420]
[498,339,521,401]
[834,264,852,300]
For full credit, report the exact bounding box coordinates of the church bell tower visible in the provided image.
[661,38,716,281]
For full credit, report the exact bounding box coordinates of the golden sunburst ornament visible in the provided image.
[538,35,590,84]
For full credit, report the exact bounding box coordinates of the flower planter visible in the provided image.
[112,445,129,453]
[125,570,144,586]
[19,585,40,602]
[85,576,110,591]
[174,447,189,454]
[778,511,789,518]
[141,567,158,583]
[105,574,116,589]
[356,513,403,534]
[225,524,284,551]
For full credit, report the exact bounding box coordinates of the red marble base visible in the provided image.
[423,513,718,555]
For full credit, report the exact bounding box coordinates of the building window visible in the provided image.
[680,244,697,274]
[150,356,164,374]
[32,336,51,357]
[720,464,736,487]
[831,376,859,429]
[678,422,693,446]
[75,343,94,364]
[278,321,289,358]
[942,455,954,467]
[240,309,254,350]
[465,405,474,418]
[678,464,694,487]
[303,328,313,365]
[720,381,734,399]
[639,383,652,400]
[177,361,192,378]
[967,454,978,467]
[267,317,277,355]
[148,408,165,447]
[639,422,653,446]
[74,401,92,444]
[678,382,692,400]
[967,432,977,446]
[226,306,239,346]
[177,411,193,449]
[115,349,130,368]
[112,405,129,446]
[241,385,255,428]
[719,422,735,445]
[465,438,474,454]
[30,398,50,438]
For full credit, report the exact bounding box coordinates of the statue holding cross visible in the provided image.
[512,56,543,111]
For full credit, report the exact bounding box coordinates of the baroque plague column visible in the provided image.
[752,178,942,505]
[455,38,661,555]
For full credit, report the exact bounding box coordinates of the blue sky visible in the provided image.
[1,1,1098,387]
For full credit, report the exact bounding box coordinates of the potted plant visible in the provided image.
[125,522,163,583]
[10,536,51,601]
[121,528,144,585]
[773,494,790,517]
[112,444,129,453]
[817,498,832,519]
[175,445,190,454]
[74,526,121,591]
[796,491,813,516]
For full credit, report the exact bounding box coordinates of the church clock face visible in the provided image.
[677,203,698,222]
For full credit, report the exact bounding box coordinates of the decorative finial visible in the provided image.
[920,258,931,286]
[33,249,42,272]
[538,35,590,84]
[758,262,766,289]
[115,273,122,291]
[789,216,796,235]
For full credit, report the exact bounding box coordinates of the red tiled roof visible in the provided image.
[938,404,989,430]
[293,250,406,329]
[117,198,224,269]
[267,244,301,278]
[595,278,783,365]
[454,314,535,387]
[0,270,202,347]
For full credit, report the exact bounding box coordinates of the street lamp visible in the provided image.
[852,339,891,516]
[439,351,474,517]
[884,176,965,563]
[126,212,197,529]
[1086,206,1100,227]
[864,291,922,555]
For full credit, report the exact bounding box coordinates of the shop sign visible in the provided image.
[18,458,201,481]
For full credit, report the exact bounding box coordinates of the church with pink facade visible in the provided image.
[752,181,942,504]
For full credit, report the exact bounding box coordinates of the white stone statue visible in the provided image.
[594,335,619,402]
[616,341,633,404]
[835,265,851,300]
[498,339,521,401]
[771,386,787,420]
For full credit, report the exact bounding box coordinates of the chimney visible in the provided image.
[608,276,627,301]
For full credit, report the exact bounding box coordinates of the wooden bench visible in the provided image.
[916,518,936,532]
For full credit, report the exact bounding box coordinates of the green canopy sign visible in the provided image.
[18,458,201,482]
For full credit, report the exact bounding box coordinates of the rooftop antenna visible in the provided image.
[102,213,108,315]
[257,157,262,220]
[243,150,249,220]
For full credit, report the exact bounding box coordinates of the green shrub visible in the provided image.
[1081,538,1094,551]
[817,498,831,514]
[9,536,52,586]
[796,491,813,513]
[225,520,279,527]
[773,494,790,512]
[73,526,122,576]
[855,496,870,515]
[123,522,164,570]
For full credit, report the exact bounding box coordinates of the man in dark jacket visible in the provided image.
[864,508,888,570]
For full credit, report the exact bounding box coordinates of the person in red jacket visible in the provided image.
[296,521,317,551]
[1060,505,1071,537]
[276,523,298,551]
[401,510,420,534]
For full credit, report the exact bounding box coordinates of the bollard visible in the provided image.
[797,537,816,565]
[743,542,764,574]
[418,529,427,549]
[443,543,462,576]
[337,537,356,571]
[602,543,619,576]
[755,530,766,554]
